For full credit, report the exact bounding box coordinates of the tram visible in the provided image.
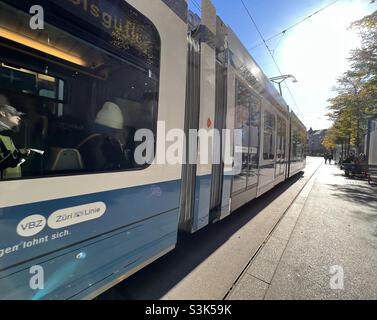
[0,0,306,299]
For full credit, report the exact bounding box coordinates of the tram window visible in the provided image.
[292,129,303,161]
[263,111,275,160]
[232,79,262,193]
[292,134,296,160]
[0,64,66,101]
[233,84,250,192]
[0,0,160,180]
[277,117,286,161]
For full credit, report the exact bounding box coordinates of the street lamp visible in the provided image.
[269,74,298,97]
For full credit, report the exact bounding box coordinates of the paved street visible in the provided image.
[227,160,377,300]
[99,157,323,300]
[99,157,377,300]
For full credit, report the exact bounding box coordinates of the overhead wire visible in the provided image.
[249,0,339,51]
[240,0,303,115]
[271,32,286,57]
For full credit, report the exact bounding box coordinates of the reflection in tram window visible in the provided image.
[263,111,276,160]
[277,117,286,160]
[276,116,287,176]
[0,0,160,180]
[232,79,261,193]
[292,129,304,161]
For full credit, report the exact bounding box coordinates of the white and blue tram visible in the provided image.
[0,0,307,299]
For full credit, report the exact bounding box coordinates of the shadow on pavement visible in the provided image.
[329,184,377,211]
[98,172,305,300]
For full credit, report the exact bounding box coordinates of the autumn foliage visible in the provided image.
[324,11,377,154]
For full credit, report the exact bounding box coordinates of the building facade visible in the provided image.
[308,128,328,156]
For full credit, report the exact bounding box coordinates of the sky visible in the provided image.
[189,0,377,130]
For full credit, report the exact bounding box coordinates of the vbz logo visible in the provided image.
[17,215,47,237]
[21,220,44,230]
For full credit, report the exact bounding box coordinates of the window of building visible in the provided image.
[0,0,160,180]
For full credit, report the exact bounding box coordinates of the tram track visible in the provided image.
[223,159,323,299]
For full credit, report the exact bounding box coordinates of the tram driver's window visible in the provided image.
[0,0,160,180]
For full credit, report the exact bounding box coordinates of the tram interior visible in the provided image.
[0,2,158,179]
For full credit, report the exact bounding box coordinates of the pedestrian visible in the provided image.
[324,153,328,164]
[357,153,367,164]
[328,153,333,165]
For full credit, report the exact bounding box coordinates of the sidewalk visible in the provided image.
[227,162,377,300]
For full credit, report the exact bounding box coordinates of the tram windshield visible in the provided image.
[0,0,160,180]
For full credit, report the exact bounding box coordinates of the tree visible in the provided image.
[327,71,368,154]
[350,11,377,117]
[322,127,337,151]
[325,10,377,155]
[350,11,377,78]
